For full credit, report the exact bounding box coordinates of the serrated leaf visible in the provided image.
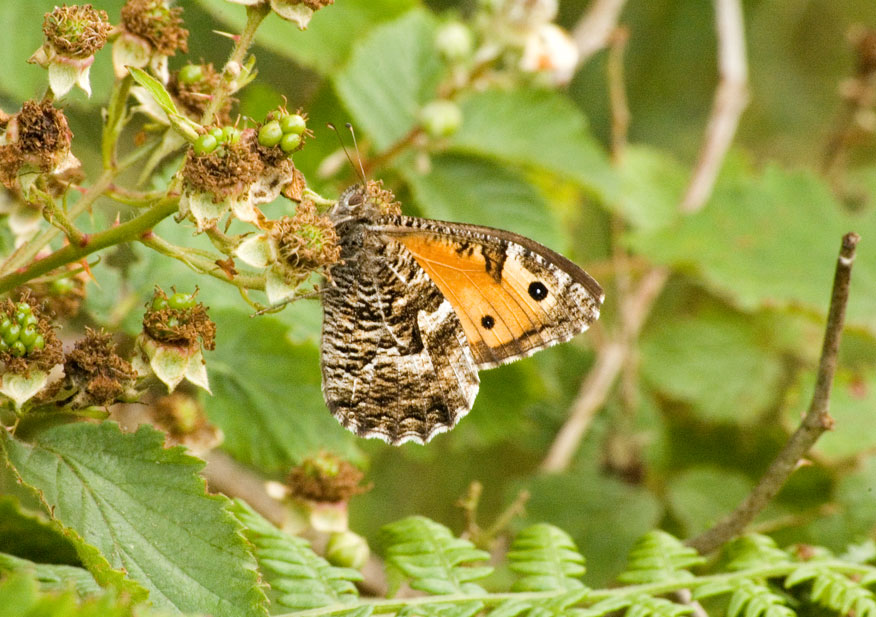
[507,524,586,592]
[334,9,443,151]
[0,552,101,598]
[2,422,266,617]
[0,495,79,566]
[230,499,360,612]
[401,153,562,249]
[0,571,140,617]
[205,308,360,472]
[627,164,876,335]
[381,516,492,595]
[196,0,416,74]
[618,531,705,584]
[128,67,179,117]
[449,89,618,202]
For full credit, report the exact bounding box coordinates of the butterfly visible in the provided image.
[320,182,604,445]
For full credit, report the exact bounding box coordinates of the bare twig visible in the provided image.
[540,268,668,473]
[688,232,860,554]
[573,0,629,65]
[607,28,630,160]
[203,450,287,526]
[679,0,749,213]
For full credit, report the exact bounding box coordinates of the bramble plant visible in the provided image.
[0,1,875,617]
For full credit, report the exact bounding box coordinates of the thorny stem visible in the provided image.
[200,3,270,126]
[0,196,180,294]
[688,232,860,554]
[140,233,265,290]
[37,188,86,246]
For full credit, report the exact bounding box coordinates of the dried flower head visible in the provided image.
[0,296,63,376]
[182,132,263,203]
[270,200,340,275]
[62,328,138,407]
[42,4,111,59]
[121,0,189,56]
[168,63,230,123]
[287,453,371,503]
[364,179,402,216]
[142,288,215,351]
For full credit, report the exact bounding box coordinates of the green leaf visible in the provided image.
[0,495,79,566]
[613,145,686,231]
[625,594,693,617]
[507,524,586,592]
[449,89,618,202]
[665,467,754,537]
[627,164,876,335]
[782,368,876,462]
[397,601,485,617]
[639,309,785,423]
[334,9,443,151]
[0,572,139,617]
[205,308,360,472]
[722,535,793,572]
[380,516,492,595]
[196,0,416,74]
[230,499,360,611]
[128,67,180,118]
[697,579,795,617]
[0,552,101,598]
[401,153,562,249]
[2,422,266,617]
[617,531,705,584]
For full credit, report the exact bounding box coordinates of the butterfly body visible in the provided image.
[321,185,603,445]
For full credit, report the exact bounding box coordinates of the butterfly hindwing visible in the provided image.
[375,216,604,368]
[320,226,479,445]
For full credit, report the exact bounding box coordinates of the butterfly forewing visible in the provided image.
[375,217,604,369]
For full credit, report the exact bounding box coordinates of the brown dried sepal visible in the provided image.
[0,100,73,189]
[143,289,216,351]
[270,200,340,276]
[121,0,189,56]
[299,0,335,11]
[0,297,63,375]
[287,454,371,503]
[43,4,111,59]
[364,179,402,216]
[168,63,230,123]
[182,131,262,202]
[63,328,138,407]
[282,167,308,202]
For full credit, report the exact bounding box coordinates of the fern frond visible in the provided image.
[381,516,492,595]
[397,599,484,617]
[507,523,586,592]
[626,594,694,617]
[491,589,589,617]
[787,567,876,617]
[723,535,793,571]
[618,531,706,583]
[696,578,794,617]
[576,595,635,617]
[230,499,361,611]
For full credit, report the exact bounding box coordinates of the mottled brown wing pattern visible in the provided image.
[376,216,604,369]
[320,223,479,445]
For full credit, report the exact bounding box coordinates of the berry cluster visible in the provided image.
[193,125,242,156]
[0,303,44,357]
[152,292,196,312]
[257,113,307,155]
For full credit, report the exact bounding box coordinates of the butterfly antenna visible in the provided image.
[345,123,368,184]
[327,122,367,185]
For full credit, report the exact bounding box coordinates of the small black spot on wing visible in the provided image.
[481,315,495,329]
[528,281,548,301]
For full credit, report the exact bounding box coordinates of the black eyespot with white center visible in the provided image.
[528,281,548,301]
[481,315,495,329]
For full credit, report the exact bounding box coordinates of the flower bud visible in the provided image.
[325,531,370,569]
[420,100,463,138]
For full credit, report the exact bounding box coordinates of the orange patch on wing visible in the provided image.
[394,232,551,365]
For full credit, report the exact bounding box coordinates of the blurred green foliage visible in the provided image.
[1,0,875,612]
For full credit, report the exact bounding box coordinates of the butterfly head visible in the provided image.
[328,181,402,225]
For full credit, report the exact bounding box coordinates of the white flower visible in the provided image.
[520,23,580,85]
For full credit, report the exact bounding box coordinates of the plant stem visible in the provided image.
[0,196,180,295]
[102,74,133,169]
[688,232,860,554]
[200,3,270,126]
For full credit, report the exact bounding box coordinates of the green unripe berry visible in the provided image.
[24,314,38,328]
[152,296,170,311]
[258,120,283,147]
[167,317,179,328]
[168,292,194,310]
[31,334,45,351]
[15,310,29,325]
[16,302,32,315]
[51,278,75,295]
[193,133,218,155]
[3,323,20,345]
[279,113,306,135]
[280,132,301,154]
[19,325,38,348]
[10,341,26,357]
[0,317,12,334]
[435,22,473,62]
[223,126,241,144]
[0,339,7,352]
[178,64,203,85]
[209,126,225,141]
